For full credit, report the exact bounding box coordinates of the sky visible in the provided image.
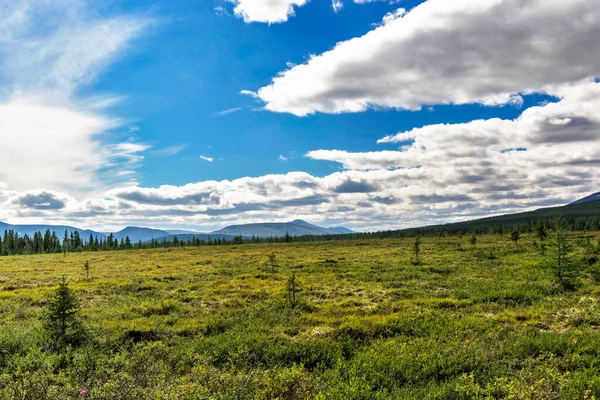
[0,0,599,232]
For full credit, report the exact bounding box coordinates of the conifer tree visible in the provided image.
[44,276,86,349]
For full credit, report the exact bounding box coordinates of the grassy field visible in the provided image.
[1,234,600,399]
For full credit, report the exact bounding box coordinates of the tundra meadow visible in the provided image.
[1,232,600,399]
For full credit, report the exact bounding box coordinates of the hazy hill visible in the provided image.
[112,227,170,243]
[151,233,243,243]
[211,219,354,238]
[0,222,105,239]
[166,230,203,235]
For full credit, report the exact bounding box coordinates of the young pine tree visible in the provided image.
[412,237,422,265]
[544,213,580,290]
[44,276,86,349]
[469,234,477,249]
[511,230,520,248]
[286,273,301,310]
[83,260,91,280]
[267,253,277,273]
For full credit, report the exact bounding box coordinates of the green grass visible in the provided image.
[0,234,599,399]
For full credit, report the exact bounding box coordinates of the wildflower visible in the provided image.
[80,390,87,397]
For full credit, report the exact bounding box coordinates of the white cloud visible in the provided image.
[307,149,407,170]
[278,155,288,161]
[310,80,600,215]
[1,0,599,233]
[0,0,151,192]
[230,0,309,23]
[151,144,187,157]
[332,0,343,13]
[2,82,598,231]
[381,8,406,25]
[0,100,117,191]
[2,83,599,232]
[249,0,600,115]
[213,107,243,117]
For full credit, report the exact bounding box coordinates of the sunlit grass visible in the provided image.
[0,234,599,398]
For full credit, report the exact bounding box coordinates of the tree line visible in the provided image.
[1,201,599,257]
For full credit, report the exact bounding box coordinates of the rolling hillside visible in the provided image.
[396,195,600,236]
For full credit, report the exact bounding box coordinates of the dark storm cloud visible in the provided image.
[334,180,378,194]
[18,192,65,210]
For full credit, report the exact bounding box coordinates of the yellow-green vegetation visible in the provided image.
[1,234,600,399]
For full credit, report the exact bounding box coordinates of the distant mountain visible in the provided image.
[151,233,243,243]
[570,191,600,205]
[328,227,355,234]
[113,227,170,243]
[166,230,203,235]
[0,222,105,239]
[211,219,354,238]
[0,219,354,242]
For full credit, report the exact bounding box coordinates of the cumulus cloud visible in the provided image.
[310,81,600,213]
[1,1,599,233]
[2,83,599,232]
[307,149,410,170]
[230,0,308,23]
[0,0,151,192]
[249,0,600,115]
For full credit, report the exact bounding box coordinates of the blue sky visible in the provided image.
[0,0,599,232]
[92,0,440,185]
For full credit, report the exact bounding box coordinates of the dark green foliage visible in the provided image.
[267,252,278,273]
[286,273,301,310]
[543,214,581,290]
[511,230,520,247]
[43,277,86,350]
[83,260,90,280]
[412,236,421,265]
[536,221,548,242]
[469,234,477,249]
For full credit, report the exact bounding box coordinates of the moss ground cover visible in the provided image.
[0,234,599,399]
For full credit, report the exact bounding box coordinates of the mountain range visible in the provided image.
[0,219,354,243]
[2,191,599,242]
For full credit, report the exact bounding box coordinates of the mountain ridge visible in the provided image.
[570,191,600,206]
[0,219,354,242]
[1,192,597,241]
[210,219,353,238]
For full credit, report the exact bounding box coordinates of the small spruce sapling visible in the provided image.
[286,273,301,310]
[511,231,520,248]
[536,223,548,255]
[544,213,580,290]
[267,253,277,273]
[412,237,422,265]
[582,237,597,265]
[469,234,477,250]
[44,276,86,350]
[83,260,90,280]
